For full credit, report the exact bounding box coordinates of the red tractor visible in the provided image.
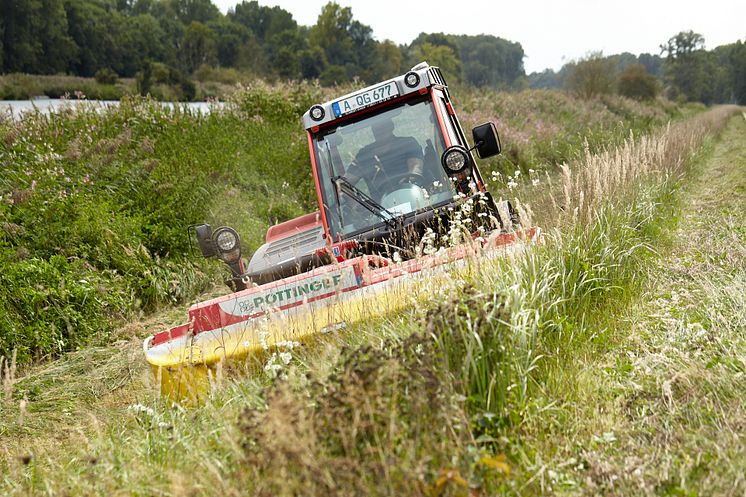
[144,63,538,401]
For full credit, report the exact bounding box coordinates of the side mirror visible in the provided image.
[471,122,501,159]
[194,224,217,257]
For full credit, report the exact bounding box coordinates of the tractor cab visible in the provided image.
[306,63,502,241]
[195,63,512,289]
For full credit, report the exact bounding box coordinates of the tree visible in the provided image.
[618,64,658,100]
[411,42,461,83]
[308,2,376,82]
[637,53,664,78]
[1,0,44,73]
[38,0,77,73]
[309,3,355,67]
[319,65,347,86]
[267,29,307,78]
[731,41,746,104]
[457,35,525,89]
[207,17,251,67]
[661,30,705,59]
[230,1,296,43]
[168,0,219,24]
[660,30,708,101]
[369,40,403,80]
[528,69,561,89]
[64,1,122,76]
[299,46,326,79]
[182,21,217,73]
[563,51,615,98]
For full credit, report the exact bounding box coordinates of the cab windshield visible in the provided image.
[314,97,456,238]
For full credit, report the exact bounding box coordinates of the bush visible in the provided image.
[618,63,659,100]
[94,68,118,85]
[0,89,319,364]
[563,51,616,98]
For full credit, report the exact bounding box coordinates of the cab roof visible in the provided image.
[302,62,447,130]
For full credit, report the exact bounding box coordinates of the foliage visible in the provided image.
[618,63,659,100]
[0,0,528,91]
[529,34,746,106]
[94,68,118,85]
[409,32,526,89]
[0,89,319,363]
[563,51,616,98]
[0,104,736,496]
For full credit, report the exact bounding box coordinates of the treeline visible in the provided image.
[0,0,525,90]
[529,31,746,105]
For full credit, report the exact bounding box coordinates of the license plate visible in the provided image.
[332,81,399,117]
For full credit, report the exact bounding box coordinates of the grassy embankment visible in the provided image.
[2,83,738,495]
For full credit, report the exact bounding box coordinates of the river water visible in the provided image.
[0,98,223,120]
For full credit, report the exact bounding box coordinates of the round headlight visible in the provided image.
[441,146,470,174]
[404,71,420,88]
[310,105,325,121]
[214,227,239,253]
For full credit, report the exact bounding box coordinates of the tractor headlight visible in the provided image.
[310,105,325,121]
[441,146,471,174]
[213,227,241,263]
[216,231,237,252]
[404,71,420,88]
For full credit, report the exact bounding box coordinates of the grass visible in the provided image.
[0,83,681,365]
[2,96,740,495]
[0,77,742,494]
[0,73,137,101]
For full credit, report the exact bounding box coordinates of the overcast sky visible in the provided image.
[212,0,746,74]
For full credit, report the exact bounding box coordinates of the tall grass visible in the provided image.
[0,84,679,365]
[0,89,738,494]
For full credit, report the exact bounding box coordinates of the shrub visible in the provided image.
[94,68,118,85]
[563,51,616,98]
[618,63,659,100]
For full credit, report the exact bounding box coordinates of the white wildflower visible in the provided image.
[279,351,292,365]
[128,403,157,417]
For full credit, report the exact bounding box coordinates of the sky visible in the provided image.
[212,0,746,74]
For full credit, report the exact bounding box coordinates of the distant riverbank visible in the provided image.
[0,72,237,103]
[0,98,224,120]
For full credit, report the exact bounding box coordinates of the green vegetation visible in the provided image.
[532,34,746,105]
[0,73,136,100]
[0,84,689,365]
[0,88,740,493]
[3,2,742,105]
[0,85,324,363]
[0,0,526,97]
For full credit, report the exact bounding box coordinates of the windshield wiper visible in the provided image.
[333,176,398,230]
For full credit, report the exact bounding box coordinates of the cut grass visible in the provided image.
[509,112,746,496]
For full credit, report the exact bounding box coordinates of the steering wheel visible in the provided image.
[376,171,426,194]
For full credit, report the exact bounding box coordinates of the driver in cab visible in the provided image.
[344,119,424,199]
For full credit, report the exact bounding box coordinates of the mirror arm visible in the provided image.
[468,140,484,153]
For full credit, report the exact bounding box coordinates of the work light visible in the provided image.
[404,71,420,88]
[310,105,325,121]
[213,227,241,263]
[441,146,470,174]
